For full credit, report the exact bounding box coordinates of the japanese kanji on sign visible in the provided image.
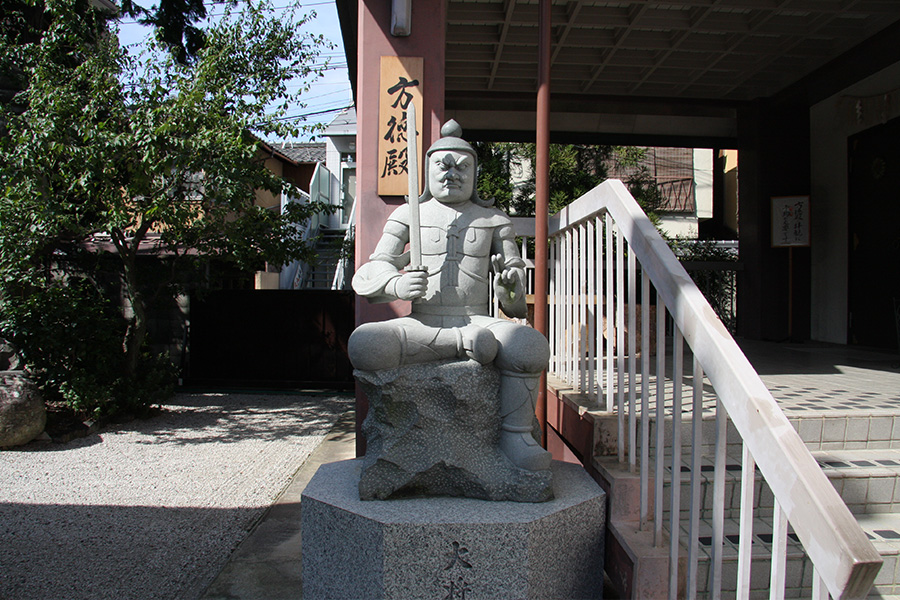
[771,196,810,247]
[378,56,423,196]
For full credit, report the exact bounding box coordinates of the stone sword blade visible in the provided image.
[406,101,424,271]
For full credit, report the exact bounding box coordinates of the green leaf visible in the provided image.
[0,0,331,416]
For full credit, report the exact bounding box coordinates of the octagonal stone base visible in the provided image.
[301,459,605,600]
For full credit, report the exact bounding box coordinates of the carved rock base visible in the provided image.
[355,360,551,503]
[301,459,605,600]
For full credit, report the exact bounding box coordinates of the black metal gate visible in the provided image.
[185,290,354,389]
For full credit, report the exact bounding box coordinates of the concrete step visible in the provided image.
[634,449,900,532]
[598,453,900,597]
[577,369,900,459]
[813,449,900,515]
[666,511,900,598]
[570,376,900,597]
[674,514,810,599]
[857,513,900,597]
[592,405,900,469]
[669,511,900,598]
[302,252,339,289]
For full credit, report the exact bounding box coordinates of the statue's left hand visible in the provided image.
[491,254,524,305]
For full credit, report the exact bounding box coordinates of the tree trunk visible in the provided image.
[114,225,150,381]
[123,272,147,381]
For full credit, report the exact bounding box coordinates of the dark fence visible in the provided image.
[185,289,355,389]
[681,260,741,334]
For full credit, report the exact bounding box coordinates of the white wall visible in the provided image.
[325,137,343,229]
[693,148,714,220]
[809,60,900,343]
[325,134,357,228]
[658,214,698,239]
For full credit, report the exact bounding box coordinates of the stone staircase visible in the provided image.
[302,228,347,289]
[596,409,900,599]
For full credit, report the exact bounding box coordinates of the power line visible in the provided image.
[117,1,337,24]
[307,63,348,70]
[293,87,352,101]
[270,104,354,122]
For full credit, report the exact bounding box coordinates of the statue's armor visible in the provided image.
[349,118,551,475]
[352,198,525,326]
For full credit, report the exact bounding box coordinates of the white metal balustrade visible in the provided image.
[538,180,880,599]
[331,198,356,290]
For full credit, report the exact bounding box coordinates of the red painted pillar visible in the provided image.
[534,0,551,445]
[354,0,446,456]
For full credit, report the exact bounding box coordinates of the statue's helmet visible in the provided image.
[426,120,476,161]
[422,120,492,207]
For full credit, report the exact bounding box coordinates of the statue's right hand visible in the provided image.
[394,270,429,300]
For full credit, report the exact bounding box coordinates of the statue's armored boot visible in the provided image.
[455,324,498,364]
[498,371,552,472]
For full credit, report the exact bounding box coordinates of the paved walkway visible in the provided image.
[739,339,900,415]
[201,410,356,600]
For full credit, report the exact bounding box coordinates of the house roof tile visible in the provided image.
[274,142,326,164]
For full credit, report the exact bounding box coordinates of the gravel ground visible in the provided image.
[0,391,351,600]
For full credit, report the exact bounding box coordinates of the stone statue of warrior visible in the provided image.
[349,120,551,474]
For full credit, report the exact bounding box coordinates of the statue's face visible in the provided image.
[427,150,475,204]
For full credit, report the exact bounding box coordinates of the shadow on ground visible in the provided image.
[739,339,900,376]
[69,394,348,448]
[0,503,260,600]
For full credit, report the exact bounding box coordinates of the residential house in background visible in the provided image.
[186,134,356,388]
[276,108,358,290]
[608,147,721,239]
[254,141,325,289]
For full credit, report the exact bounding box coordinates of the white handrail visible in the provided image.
[331,198,357,290]
[547,179,881,599]
[280,190,313,290]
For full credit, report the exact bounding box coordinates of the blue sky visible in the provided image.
[115,1,353,142]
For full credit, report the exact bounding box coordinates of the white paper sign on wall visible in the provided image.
[771,196,810,247]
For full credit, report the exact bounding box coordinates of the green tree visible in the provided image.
[120,0,209,64]
[474,142,662,219]
[1,0,211,69]
[1,0,115,116]
[473,141,516,212]
[0,0,331,416]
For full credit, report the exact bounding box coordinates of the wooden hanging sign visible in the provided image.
[378,56,423,196]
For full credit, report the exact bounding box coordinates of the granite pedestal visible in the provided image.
[301,459,605,599]
[356,360,552,502]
